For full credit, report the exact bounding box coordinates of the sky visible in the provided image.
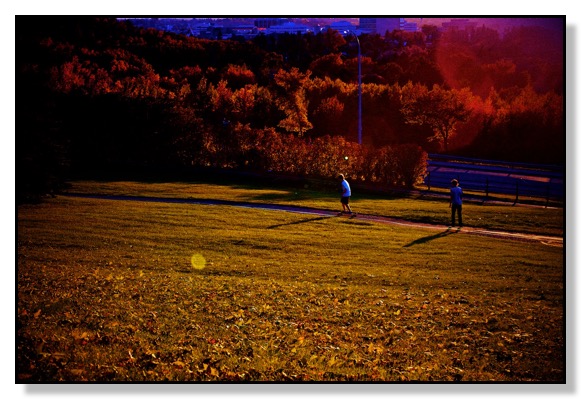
[4,0,577,397]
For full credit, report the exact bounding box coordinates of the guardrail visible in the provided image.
[424,154,564,206]
[427,153,564,172]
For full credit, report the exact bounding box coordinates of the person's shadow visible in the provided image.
[403,227,459,247]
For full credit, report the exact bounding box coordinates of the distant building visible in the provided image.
[128,17,421,39]
[266,22,312,35]
[441,18,477,31]
[359,18,401,36]
[188,21,215,37]
[226,22,257,39]
[400,20,419,32]
[255,18,289,29]
[328,20,357,34]
[358,18,376,34]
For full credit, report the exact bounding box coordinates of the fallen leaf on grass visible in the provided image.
[172,360,186,368]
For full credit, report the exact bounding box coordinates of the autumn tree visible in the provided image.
[310,95,345,137]
[393,45,443,87]
[16,15,564,201]
[308,53,346,80]
[272,67,313,135]
[222,64,256,90]
[318,28,347,54]
[401,83,471,152]
[465,85,564,163]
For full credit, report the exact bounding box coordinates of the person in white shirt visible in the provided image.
[339,173,353,214]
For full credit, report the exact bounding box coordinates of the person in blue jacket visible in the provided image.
[450,179,463,227]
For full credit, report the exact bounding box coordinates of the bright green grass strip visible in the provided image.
[66,180,563,237]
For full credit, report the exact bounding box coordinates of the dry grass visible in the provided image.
[17,184,564,382]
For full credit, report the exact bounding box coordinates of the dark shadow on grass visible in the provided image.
[250,192,296,201]
[403,227,460,247]
[267,216,330,229]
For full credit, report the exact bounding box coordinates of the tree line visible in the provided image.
[16,17,563,201]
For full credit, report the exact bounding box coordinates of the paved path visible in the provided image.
[62,193,563,248]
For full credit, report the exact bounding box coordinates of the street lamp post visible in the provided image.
[356,34,362,146]
[347,31,363,146]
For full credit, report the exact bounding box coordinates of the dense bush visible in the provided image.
[182,126,427,187]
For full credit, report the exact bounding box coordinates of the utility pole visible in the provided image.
[353,32,362,145]
[343,30,363,145]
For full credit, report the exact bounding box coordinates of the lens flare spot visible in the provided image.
[191,253,206,270]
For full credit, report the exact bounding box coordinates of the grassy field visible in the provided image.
[17,181,564,382]
[67,179,564,237]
